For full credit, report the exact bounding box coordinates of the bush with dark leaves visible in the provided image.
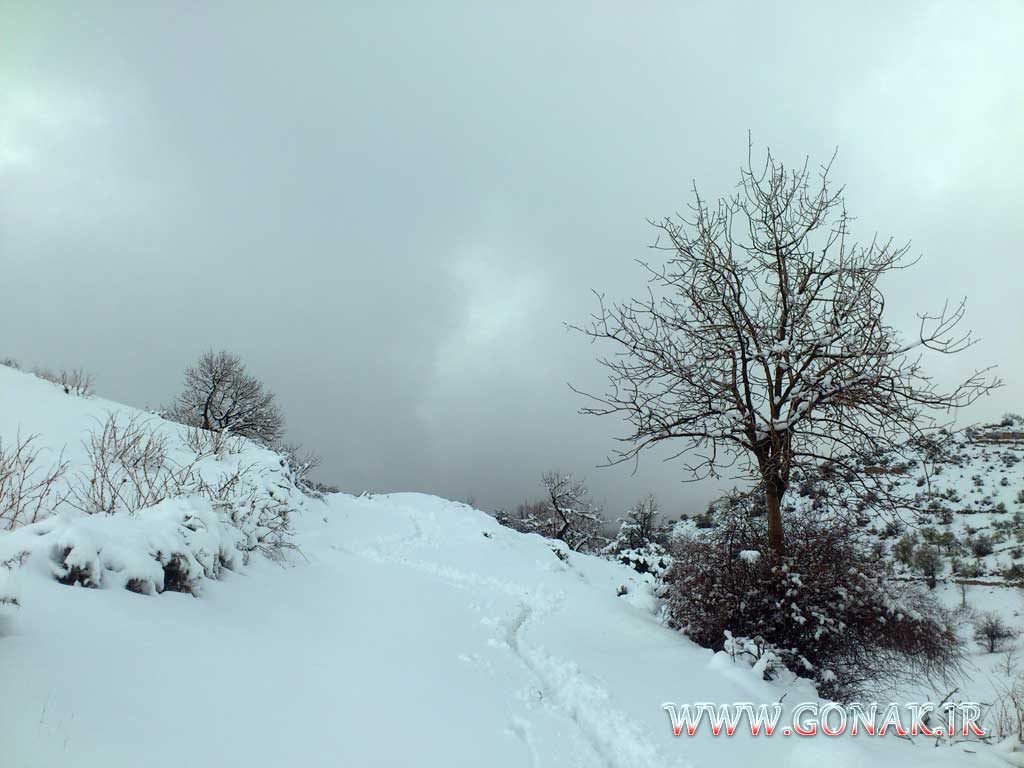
[664,504,961,700]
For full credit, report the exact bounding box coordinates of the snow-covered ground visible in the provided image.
[0,366,1008,766]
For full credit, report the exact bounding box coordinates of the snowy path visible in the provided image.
[0,492,999,767]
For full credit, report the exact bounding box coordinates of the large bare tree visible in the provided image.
[575,147,999,559]
[170,350,284,445]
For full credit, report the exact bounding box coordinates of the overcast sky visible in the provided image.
[2,2,1022,517]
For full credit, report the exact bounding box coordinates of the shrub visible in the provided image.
[913,545,944,589]
[664,510,961,700]
[182,425,244,459]
[989,674,1024,742]
[277,442,323,493]
[66,413,295,560]
[67,413,191,516]
[603,495,673,576]
[892,533,917,565]
[970,534,995,557]
[954,559,982,578]
[0,432,69,531]
[32,367,95,396]
[692,510,716,529]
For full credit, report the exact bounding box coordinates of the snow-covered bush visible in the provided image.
[196,463,296,559]
[68,413,193,516]
[60,413,298,568]
[0,553,24,613]
[602,495,673,577]
[722,631,784,680]
[664,505,962,700]
[183,425,245,459]
[31,367,94,396]
[277,442,325,494]
[988,673,1024,742]
[0,433,69,531]
[15,497,247,596]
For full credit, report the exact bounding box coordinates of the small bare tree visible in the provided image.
[496,473,605,552]
[539,471,605,552]
[975,612,1018,654]
[618,493,663,550]
[574,145,999,559]
[169,350,284,444]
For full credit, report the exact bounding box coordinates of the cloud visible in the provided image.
[1,1,1020,515]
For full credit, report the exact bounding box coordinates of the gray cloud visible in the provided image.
[2,1,1022,517]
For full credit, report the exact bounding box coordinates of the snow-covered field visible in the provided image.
[0,366,1009,766]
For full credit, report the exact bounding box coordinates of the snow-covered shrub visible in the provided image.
[722,631,784,680]
[0,432,69,531]
[664,507,962,700]
[602,495,673,577]
[988,672,1024,742]
[195,464,295,559]
[68,413,196,516]
[183,425,245,459]
[277,442,324,494]
[65,413,297,564]
[31,367,94,396]
[0,553,24,613]
[26,498,245,595]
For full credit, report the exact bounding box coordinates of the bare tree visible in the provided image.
[169,350,284,444]
[539,471,605,552]
[574,145,999,559]
[496,473,605,552]
[975,612,1018,654]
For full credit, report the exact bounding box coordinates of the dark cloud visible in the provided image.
[2,1,1021,517]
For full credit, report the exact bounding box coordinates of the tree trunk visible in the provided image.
[765,484,784,560]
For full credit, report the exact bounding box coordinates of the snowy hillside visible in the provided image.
[0,367,1002,766]
[782,418,1024,584]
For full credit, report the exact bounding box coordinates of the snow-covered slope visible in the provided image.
[0,367,1000,766]
[781,418,1024,583]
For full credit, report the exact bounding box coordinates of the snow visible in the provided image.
[0,365,1007,766]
